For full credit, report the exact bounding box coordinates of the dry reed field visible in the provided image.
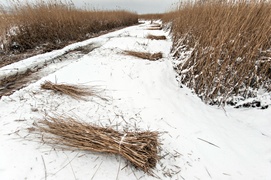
[0,12,6,37]
[164,0,271,105]
[0,0,138,56]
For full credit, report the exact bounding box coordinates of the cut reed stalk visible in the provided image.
[33,115,161,175]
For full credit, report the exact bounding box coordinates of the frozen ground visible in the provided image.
[0,21,271,180]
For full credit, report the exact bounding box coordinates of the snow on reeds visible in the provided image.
[164,0,271,105]
[33,115,161,175]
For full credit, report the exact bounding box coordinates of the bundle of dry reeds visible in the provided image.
[124,50,163,61]
[33,116,160,175]
[146,34,167,40]
[147,27,163,30]
[41,81,106,100]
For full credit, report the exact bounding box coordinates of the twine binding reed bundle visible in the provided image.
[33,115,161,175]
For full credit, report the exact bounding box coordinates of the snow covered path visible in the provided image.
[1,21,271,180]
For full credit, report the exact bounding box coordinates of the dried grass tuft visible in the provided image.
[146,34,167,40]
[33,115,161,175]
[41,81,106,100]
[124,50,163,61]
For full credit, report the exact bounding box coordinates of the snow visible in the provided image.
[1,21,271,180]
[0,24,139,82]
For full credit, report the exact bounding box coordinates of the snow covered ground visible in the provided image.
[0,21,271,180]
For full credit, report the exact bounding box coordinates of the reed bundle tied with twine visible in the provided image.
[33,115,161,175]
[124,50,163,61]
[40,81,106,100]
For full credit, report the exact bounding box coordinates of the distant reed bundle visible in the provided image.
[41,81,105,100]
[124,50,163,61]
[33,116,161,175]
[147,27,163,30]
[146,34,167,40]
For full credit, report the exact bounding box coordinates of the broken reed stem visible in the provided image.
[146,34,167,40]
[124,50,163,61]
[33,116,161,175]
[40,81,106,100]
